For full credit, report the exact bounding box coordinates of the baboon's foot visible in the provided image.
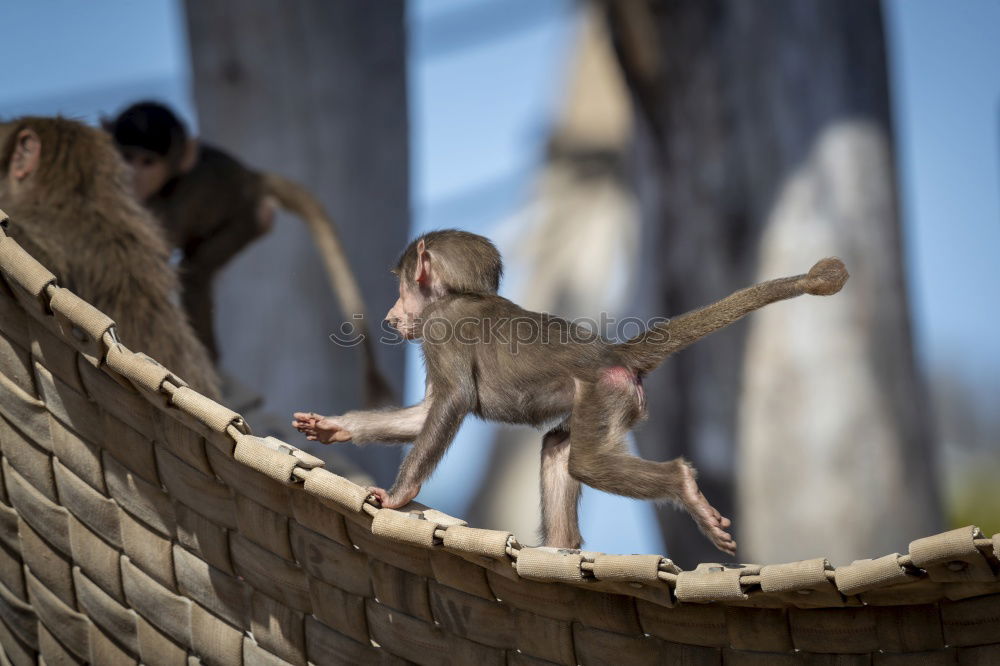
[802,257,849,296]
[679,463,737,556]
[367,486,418,509]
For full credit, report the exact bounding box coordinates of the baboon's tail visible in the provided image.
[616,258,848,375]
[261,172,395,407]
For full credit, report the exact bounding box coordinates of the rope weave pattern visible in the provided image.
[0,215,998,664]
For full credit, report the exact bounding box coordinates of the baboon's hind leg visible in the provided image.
[568,371,736,556]
[539,423,581,549]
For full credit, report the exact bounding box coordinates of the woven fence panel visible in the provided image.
[0,217,999,665]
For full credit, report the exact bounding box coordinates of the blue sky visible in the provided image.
[0,2,192,120]
[1,0,997,555]
[883,0,1000,397]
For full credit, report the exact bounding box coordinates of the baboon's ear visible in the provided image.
[414,238,432,286]
[10,129,41,180]
[179,138,199,174]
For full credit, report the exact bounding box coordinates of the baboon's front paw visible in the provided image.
[803,257,848,296]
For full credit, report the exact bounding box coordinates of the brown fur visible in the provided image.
[295,230,848,554]
[623,257,849,373]
[539,423,579,547]
[395,230,502,295]
[0,116,220,397]
[141,143,270,362]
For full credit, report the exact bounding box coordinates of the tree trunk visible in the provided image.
[182,1,409,485]
[608,0,940,565]
[465,5,642,545]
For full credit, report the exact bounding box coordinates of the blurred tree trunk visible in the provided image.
[466,5,641,543]
[183,1,408,484]
[607,0,941,565]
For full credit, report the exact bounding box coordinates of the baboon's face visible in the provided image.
[120,146,171,201]
[385,281,430,340]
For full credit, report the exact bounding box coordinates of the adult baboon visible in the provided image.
[0,116,219,397]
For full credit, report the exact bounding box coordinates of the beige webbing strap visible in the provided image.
[233,434,299,484]
[421,509,466,527]
[241,433,325,472]
[301,468,369,513]
[0,237,56,301]
[48,288,115,348]
[834,554,912,596]
[441,525,511,560]
[760,558,830,592]
[169,386,242,432]
[0,576,35,646]
[591,554,663,583]
[372,509,439,548]
[909,526,995,582]
[288,446,325,470]
[105,345,172,394]
[515,548,584,582]
[675,565,747,602]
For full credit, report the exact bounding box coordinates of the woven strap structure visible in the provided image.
[0,220,998,664]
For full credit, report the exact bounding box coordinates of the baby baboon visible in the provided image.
[105,101,393,407]
[0,116,220,397]
[294,230,848,554]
